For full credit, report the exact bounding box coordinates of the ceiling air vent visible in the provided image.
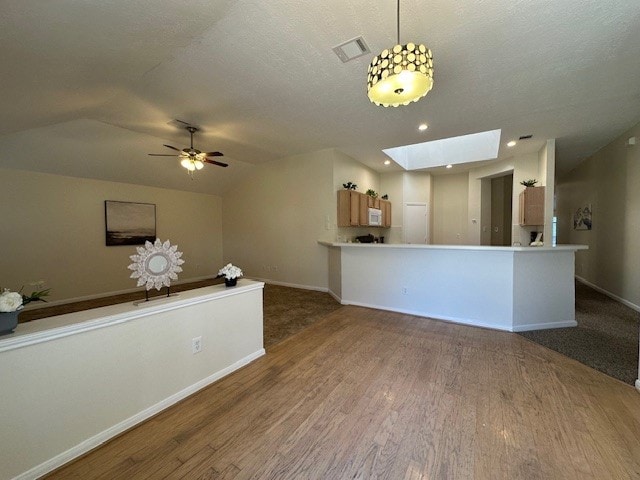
[333,36,370,63]
[519,134,533,140]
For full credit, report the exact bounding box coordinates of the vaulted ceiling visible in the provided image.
[1,0,639,194]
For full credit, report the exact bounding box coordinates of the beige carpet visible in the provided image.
[262,284,341,347]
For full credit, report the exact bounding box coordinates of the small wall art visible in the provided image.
[105,200,156,246]
[573,204,592,230]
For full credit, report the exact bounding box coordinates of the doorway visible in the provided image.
[404,203,428,244]
[490,174,513,246]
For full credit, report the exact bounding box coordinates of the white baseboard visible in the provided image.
[575,276,640,313]
[22,275,215,310]
[511,320,578,332]
[249,277,328,293]
[327,289,342,303]
[16,348,265,480]
[341,299,510,332]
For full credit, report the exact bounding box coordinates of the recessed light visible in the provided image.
[446,164,452,169]
[383,159,391,165]
[507,141,516,147]
[418,124,428,131]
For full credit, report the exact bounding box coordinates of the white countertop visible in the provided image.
[318,241,587,252]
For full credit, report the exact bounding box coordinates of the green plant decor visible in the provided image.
[520,179,538,187]
[365,189,378,198]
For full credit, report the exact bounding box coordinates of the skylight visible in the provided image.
[383,129,501,170]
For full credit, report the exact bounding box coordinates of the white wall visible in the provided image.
[380,171,404,243]
[0,168,223,303]
[335,245,579,332]
[539,139,556,243]
[432,173,469,244]
[557,121,640,309]
[222,149,334,290]
[379,171,433,244]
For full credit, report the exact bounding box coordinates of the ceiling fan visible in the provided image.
[149,125,228,172]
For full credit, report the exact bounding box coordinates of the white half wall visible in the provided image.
[323,243,582,332]
[0,281,264,480]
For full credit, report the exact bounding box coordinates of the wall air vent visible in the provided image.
[333,36,370,63]
[519,134,533,140]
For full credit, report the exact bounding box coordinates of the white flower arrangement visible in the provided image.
[218,263,243,280]
[0,282,50,313]
[0,290,23,312]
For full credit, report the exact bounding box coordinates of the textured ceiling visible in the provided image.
[1,0,639,194]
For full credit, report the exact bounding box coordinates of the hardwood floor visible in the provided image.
[45,306,640,479]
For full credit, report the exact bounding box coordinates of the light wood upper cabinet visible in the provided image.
[380,199,391,227]
[338,190,361,226]
[366,196,380,209]
[359,193,368,226]
[519,186,545,226]
[337,191,391,227]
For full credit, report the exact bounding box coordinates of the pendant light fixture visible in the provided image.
[367,0,434,107]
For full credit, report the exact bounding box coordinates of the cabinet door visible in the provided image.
[337,190,365,226]
[337,190,351,227]
[365,196,380,209]
[380,200,392,227]
[349,191,360,226]
[359,193,369,226]
[519,186,545,226]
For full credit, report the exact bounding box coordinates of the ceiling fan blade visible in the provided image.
[205,151,224,157]
[204,158,228,167]
[148,153,178,156]
[163,144,182,152]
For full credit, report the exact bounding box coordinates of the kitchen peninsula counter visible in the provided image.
[320,241,587,332]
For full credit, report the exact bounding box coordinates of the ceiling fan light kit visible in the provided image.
[367,0,433,107]
[180,156,205,171]
[148,124,228,175]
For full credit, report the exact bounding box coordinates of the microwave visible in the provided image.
[368,208,382,226]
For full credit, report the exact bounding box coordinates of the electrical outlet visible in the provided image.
[402,287,408,295]
[273,265,278,272]
[192,336,202,354]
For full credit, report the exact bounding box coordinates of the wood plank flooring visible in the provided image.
[45,306,640,479]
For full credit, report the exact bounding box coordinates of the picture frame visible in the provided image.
[105,200,156,246]
[573,204,592,230]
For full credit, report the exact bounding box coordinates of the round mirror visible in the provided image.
[147,253,169,275]
[128,239,185,291]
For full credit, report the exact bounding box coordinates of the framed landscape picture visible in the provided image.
[105,201,156,246]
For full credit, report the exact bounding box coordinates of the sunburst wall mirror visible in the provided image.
[128,239,184,303]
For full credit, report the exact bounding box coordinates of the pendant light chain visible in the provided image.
[396,0,400,45]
